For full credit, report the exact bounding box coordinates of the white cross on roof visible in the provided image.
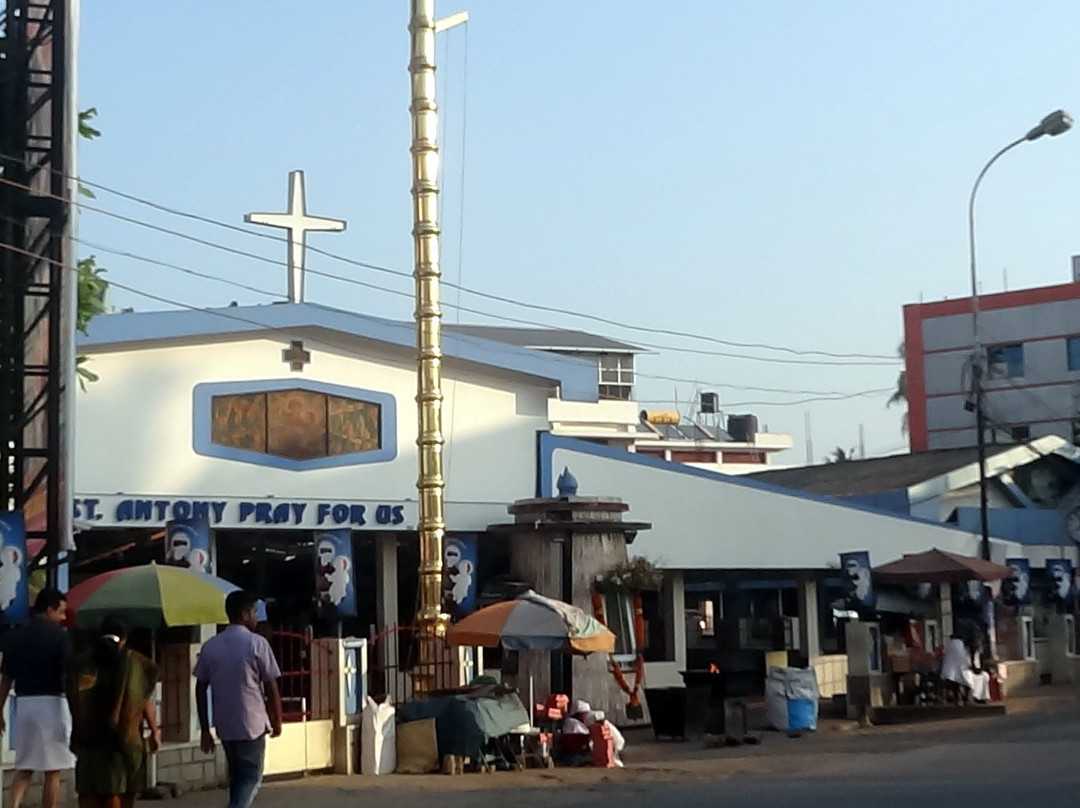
[245,170,346,303]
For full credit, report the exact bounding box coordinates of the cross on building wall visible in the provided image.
[283,340,311,372]
[245,170,346,303]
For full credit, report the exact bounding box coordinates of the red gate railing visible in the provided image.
[368,624,458,704]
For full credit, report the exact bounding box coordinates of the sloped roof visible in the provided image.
[77,302,600,402]
[444,325,642,353]
[748,446,1019,496]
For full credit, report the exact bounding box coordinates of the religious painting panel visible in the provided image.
[210,393,267,453]
[267,389,328,460]
[194,380,398,470]
[327,395,381,455]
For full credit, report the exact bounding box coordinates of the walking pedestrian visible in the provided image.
[0,587,76,808]
[194,591,282,808]
[68,616,161,808]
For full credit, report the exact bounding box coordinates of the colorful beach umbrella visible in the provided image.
[66,563,262,629]
[446,590,616,655]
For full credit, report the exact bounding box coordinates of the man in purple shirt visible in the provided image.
[194,591,282,808]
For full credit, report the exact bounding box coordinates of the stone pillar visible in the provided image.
[375,533,399,667]
[798,577,821,661]
[939,583,954,638]
[494,495,649,725]
[666,571,687,670]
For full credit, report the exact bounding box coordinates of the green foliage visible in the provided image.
[75,355,99,391]
[78,108,102,140]
[76,256,108,334]
[598,556,663,592]
[75,110,109,388]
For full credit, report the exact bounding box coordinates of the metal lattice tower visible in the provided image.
[0,0,75,585]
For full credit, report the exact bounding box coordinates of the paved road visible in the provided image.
[180,708,1080,808]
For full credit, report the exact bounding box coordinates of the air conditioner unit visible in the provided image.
[700,392,720,414]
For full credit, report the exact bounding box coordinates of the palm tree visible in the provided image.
[825,446,856,463]
[887,342,908,436]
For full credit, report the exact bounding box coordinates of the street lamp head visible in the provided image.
[1026,109,1073,141]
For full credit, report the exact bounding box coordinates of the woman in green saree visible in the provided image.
[67,617,161,808]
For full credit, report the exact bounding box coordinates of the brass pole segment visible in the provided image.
[409,0,450,654]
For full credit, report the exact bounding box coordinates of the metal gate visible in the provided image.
[368,624,466,704]
[264,628,334,775]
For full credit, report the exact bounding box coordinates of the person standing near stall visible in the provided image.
[0,588,76,808]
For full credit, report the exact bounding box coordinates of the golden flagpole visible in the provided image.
[409,0,465,688]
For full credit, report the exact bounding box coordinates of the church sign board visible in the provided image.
[74,496,411,530]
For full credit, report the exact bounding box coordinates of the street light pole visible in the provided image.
[967,110,1072,560]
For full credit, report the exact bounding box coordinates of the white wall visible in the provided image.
[76,332,548,530]
[550,446,1025,569]
[920,299,1080,450]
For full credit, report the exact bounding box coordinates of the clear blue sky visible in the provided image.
[76,1,1080,464]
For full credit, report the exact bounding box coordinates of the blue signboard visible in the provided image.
[840,550,874,610]
[0,513,30,623]
[315,529,356,617]
[442,534,478,620]
[1003,558,1031,606]
[1047,558,1074,606]
[165,517,212,573]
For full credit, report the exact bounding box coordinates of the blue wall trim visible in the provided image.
[80,302,599,402]
[193,378,398,471]
[954,506,1065,546]
[537,433,971,532]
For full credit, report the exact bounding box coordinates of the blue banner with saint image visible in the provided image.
[0,512,30,623]
[315,529,356,617]
[442,534,478,620]
[165,516,212,573]
[1047,558,1074,607]
[840,550,874,610]
[1003,558,1031,606]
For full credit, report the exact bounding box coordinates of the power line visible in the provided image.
[0,210,894,400]
[0,162,900,363]
[635,371,885,397]
[638,388,892,408]
[0,239,894,414]
[1,240,899,418]
[72,234,892,399]
[0,175,898,368]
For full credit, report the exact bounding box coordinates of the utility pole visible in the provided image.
[966,110,1072,561]
[804,411,813,465]
[409,0,467,690]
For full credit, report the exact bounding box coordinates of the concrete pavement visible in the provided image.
[174,687,1080,808]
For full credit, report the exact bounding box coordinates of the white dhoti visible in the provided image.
[962,670,991,702]
[13,695,76,772]
[941,639,970,685]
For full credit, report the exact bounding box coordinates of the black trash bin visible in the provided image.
[644,687,687,740]
[680,670,728,738]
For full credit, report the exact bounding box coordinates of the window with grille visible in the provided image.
[598,353,634,400]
